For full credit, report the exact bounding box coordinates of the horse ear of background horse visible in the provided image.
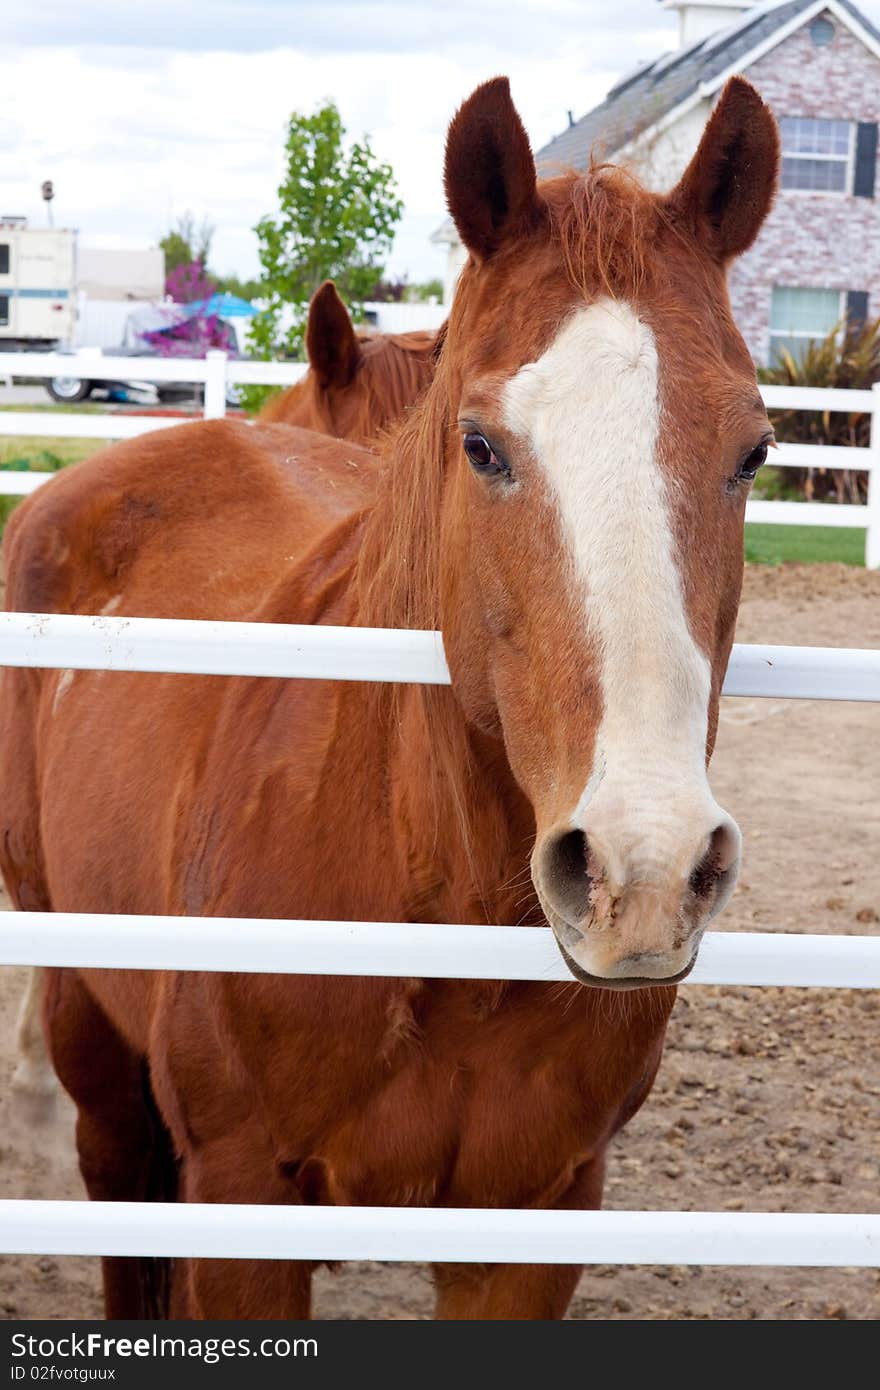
[305,279,362,388]
[665,75,780,262]
[444,75,544,260]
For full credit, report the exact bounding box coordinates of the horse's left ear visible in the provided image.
[306,280,361,388]
[444,76,542,262]
[666,76,780,264]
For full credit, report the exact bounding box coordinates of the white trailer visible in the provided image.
[0,220,76,349]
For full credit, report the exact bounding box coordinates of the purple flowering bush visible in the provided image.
[143,261,235,358]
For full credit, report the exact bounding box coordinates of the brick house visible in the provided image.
[432,0,880,364]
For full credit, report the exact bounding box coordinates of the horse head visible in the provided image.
[260,280,436,442]
[433,76,779,987]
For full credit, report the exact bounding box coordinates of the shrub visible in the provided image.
[758,316,879,504]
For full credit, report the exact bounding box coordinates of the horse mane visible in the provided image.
[354,330,437,439]
[356,348,450,632]
[542,162,660,303]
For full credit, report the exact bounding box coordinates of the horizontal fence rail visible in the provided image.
[772,441,871,471]
[1,1201,877,1267]
[3,914,878,989]
[2,613,880,700]
[0,349,309,388]
[0,353,879,565]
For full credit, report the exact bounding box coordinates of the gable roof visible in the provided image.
[535,0,880,173]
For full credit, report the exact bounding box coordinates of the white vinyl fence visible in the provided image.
[1,352,879,566]
[0,612,878,1271]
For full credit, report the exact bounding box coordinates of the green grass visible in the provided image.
[745,522,866,567]
[0,435,104,539]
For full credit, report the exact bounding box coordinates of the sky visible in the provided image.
[4,0,880,286]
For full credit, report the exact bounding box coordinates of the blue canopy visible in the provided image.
[182,292,256,319]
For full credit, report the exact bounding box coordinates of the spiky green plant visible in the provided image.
[758,317,879,504]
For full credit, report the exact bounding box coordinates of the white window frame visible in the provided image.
[779,116,855,196]
[768,286,846,363]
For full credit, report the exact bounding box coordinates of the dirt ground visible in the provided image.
[1,563,878,1321]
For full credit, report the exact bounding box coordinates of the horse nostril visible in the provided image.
[688,821,740,910]
[542,828,592,927]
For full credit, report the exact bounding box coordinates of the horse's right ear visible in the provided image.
[444,77,541,262]
[306,281,361,388]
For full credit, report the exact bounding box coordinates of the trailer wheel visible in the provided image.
[47,376,92,403]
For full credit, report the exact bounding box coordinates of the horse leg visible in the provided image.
[43,968,178,1319]
[12,968,57,1096]
[433,1261,583,1320]
[432,1154,606,1320]
[184,1254,313,1321]
[180,1142,314,1319]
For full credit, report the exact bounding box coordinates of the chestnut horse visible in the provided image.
[0,76,779,1320]
[258,278,437,442]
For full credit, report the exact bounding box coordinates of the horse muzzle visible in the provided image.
[532,809,741,989]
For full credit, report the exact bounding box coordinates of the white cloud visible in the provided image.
[4,1,878,284]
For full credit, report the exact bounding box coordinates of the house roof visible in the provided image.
[535,0,880,173]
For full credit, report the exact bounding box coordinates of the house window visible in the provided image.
[809,17,835,46]
[769,286,843,363]
[0,243,9,275]
[780,117,853,192]
[0,294,9,327]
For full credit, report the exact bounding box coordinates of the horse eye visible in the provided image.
[463,431,506,475]
[737,442,768,481]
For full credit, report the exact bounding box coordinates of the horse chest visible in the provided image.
[169,977,668,1212]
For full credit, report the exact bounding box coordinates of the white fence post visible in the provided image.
[866,382,880,570]
[203,350,227,420]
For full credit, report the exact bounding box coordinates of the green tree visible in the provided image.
[158,212,215,277]
[213,272,263,302]
[248,100,403,369]
[408,278,444,304]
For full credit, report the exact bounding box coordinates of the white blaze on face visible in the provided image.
[502,298,729,891]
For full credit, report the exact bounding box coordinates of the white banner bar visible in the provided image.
[0,1200,876,1267]
[1,614,879,701]
[2,915,878,988]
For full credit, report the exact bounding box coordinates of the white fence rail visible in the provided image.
[1,352,879,566]
[3,612,880,700]
[2,1201,878,1268]
[0,609,878,1275]
[4,913,879,989]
